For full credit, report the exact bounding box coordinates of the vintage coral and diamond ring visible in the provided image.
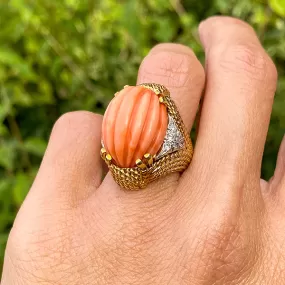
[101,83,193,190]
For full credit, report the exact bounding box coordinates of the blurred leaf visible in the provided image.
[13,172,32,206]
[24,137,47,156]
[154,17,178,42]
[269,0,285,16]
[0,232,9,268]
[0,47,36,80]
[0,142,16,171]
[11,88,33,107]
[0,124,8,136]
[0,97,11,122]
[251,6,268,25]
[0,179,12,196]
[0,47,23,65]
[0,177,15,232]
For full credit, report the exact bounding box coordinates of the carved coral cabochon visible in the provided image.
[102,86,168,168]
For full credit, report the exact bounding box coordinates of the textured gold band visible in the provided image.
[101,83,193,190]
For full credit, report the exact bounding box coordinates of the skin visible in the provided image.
[1,16,285,284]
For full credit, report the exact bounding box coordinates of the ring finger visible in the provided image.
[101,43,205,195]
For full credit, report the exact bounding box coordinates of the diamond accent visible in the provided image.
[156,115,184,160]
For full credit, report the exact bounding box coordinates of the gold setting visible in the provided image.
[101,83,193,190]
[136,159,147,170]
[105,154,112,165]
[101,148,112,165]
[143,153,154,167]
[100,148,107,158]
[159,96,164,103]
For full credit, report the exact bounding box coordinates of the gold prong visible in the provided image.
[144,153,151,159]
[105,154,112,165]
[136,158,147,170]
[144,153,153,166]
[100,148,107,158]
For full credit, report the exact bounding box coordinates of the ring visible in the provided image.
[101,83,193,190]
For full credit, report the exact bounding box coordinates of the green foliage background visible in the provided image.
[0,0,285,272]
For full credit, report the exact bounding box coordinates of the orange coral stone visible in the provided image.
[102,86,168,168]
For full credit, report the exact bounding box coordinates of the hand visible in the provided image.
[2,16,284,285]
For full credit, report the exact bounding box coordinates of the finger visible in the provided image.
[28,111,103,208]
[137,43,205,131]
[190,17,277,185]
[101,43,205,193]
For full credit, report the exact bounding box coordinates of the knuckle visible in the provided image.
[194,215,258,283]
[52,112,73,134]
[6,217,83,284]
[201,16,255,37]
[221,44,266,76]
[53,111,99,133]
[211,43,277,88]
[51,111,102,143]
[47,111,102,187]
[140,50,205,89]
[205,16,253,29]
[150,43,196,57]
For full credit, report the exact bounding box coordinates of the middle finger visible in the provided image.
[185,17,277,191]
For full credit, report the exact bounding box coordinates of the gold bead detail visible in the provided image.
[100,148,107,159]
[136,159,147,170]
[105,154,112,165]
[143,153,153,167]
